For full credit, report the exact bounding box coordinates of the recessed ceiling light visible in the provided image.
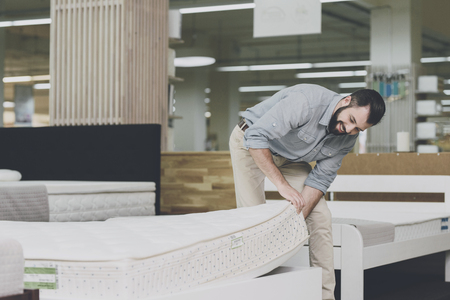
[174,56,216,67]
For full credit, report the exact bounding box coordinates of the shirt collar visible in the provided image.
[319,94,343,127]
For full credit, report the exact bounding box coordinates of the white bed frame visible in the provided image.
[153,266,322,300]
[267,175,450,300]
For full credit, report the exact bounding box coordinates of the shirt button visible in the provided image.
[303,138,307,141]
[328,153,332,155]
[272,122,277,127]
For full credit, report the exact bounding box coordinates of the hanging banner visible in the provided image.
[254,0,321,38]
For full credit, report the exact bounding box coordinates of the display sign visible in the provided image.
[254,0,321,38]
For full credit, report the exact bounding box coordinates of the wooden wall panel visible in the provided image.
[50,0,168,150]
[161,152,236,214]
[161,152,450,214]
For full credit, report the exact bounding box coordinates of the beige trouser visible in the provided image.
[229,125,335,300]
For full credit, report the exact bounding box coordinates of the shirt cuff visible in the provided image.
[243,136,270,150]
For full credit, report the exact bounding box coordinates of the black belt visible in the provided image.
[238,119,249,132]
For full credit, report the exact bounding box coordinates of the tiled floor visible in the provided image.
[335,252,450,300]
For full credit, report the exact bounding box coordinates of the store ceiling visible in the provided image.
[0,0,449,109]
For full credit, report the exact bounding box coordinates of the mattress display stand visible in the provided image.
[153,266,322,300]
[267,175,450,300]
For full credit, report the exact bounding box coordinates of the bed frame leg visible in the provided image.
[340,224,364,300]
[445,251,450,282]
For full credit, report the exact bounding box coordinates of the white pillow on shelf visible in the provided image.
[0,170,22,181]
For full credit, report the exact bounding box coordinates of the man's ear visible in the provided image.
[342,96,352,107]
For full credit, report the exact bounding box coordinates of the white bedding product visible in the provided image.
[0,169,22,181]
[416,122,437,139]
[0,201,308,300]
[417,144,439,153]
[0,181,156,222]
[328,201,450,242]
[0,237,24,297]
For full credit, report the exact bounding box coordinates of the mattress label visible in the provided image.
[24,262,58,289]
[230,232,244,249]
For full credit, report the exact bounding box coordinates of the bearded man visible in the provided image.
[229,84,385,300]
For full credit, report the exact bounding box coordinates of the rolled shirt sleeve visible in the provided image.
[304,144,355,194]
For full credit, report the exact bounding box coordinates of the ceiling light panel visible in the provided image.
[179,3,255,14]
[239,85,287,92]
[0,18,51,28]
[296,70,367,79]
[338,82,367,88]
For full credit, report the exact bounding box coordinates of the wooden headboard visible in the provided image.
[0,124,161,214]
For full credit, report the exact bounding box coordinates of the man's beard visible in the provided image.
[328,106,348,135]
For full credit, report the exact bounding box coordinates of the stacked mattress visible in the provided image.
[0,181,156,221]
[328,201,450,246]
[0,201,308,300]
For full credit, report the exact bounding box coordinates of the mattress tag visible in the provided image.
[24,262,59,290]
[230,232,244,249]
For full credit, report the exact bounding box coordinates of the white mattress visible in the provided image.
[0,201,308,300]
[0,238,24,297]
[0,181,156,222]
[327,201,450,242]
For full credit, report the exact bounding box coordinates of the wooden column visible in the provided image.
[50,0,168,150]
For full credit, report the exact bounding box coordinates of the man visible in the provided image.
[229,84,385,300]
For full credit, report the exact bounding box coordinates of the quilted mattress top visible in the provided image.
[0,181,155,194]
[0,201,297,262]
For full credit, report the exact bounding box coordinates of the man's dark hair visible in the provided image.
[348,89,386,126]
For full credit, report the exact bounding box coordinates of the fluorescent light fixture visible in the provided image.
[3,75,50,83]
[314,61,371,68]
[217,60,370,72]
[339,82,367,88]
[296,70,367,79]
[239,85,287,92]
[441,100,450,105]
[0,18,51,28]
[444,79,450,84]
[33,83,51,90]
[174,56,216,67]
[179,0,349,14]
[3,101,15,108]
[421,57,450,63]
[179,3,255,14]
[217,66,250,72]
[249,63,313,71]
[444,90,450,95]
[3,76,32,83]
[443,107,450,112]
